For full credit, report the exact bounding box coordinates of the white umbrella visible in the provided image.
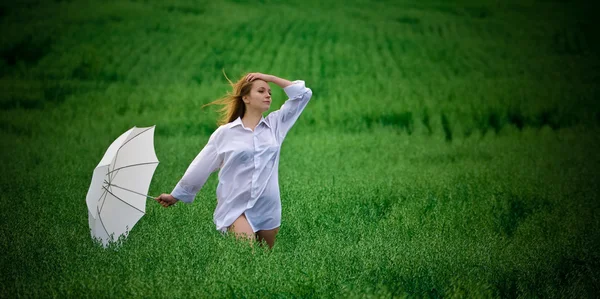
[86,126,159,247]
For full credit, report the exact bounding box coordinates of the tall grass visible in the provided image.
[1,0,599,297]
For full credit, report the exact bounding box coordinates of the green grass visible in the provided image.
[1,0,599,297]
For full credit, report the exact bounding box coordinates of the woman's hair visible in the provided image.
[202,69,254,126]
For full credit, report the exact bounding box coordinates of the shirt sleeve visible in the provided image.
[170,131,222,203]
[270,80,313,140]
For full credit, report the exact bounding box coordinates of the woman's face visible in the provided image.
[243,80,272,113]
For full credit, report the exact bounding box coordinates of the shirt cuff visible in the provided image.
[170,182,194,203]
[283,80,306,99]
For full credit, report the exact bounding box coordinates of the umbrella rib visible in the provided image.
[99,187,109,214]
[101,185,146,215]
[104,180,156,199]
[97,206,110,239]
[110,169,120,184]
[98,187,107,203]
[106,162,159,176]
[117,127,154,152]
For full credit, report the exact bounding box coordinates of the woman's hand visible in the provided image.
[155,193,177,208]
[245,72,272,82]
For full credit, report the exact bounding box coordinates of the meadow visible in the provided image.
[1,0,599,297]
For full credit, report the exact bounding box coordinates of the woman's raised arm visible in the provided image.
[246,73,292,89]
[272,79,313,140]
[246,73,313,140]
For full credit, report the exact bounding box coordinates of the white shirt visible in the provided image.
[171,80,313,233]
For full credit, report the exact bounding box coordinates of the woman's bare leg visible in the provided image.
[256,227,280,249]
[227,213,256,250]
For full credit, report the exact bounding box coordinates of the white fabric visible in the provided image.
[171,80,313,233]
[86,126,159,247]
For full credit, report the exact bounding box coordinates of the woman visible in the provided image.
[155,72,313,250]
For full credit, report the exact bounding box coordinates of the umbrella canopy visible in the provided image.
[86,126,159,247]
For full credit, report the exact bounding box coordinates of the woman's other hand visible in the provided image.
[155,193,177,208]
[246,72,272,82]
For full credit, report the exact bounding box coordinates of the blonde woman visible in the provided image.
[155,72,313,250]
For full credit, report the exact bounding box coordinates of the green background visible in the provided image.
[1,0,599,297]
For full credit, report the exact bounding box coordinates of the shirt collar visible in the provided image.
[228,116,270,130]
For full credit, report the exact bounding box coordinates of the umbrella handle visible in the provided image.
[104,181,157,200]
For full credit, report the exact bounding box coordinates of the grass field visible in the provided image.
[1,0,599,297]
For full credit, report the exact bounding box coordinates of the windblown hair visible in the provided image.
[202,70,255,127]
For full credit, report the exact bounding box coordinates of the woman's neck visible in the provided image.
[241,110,263,131]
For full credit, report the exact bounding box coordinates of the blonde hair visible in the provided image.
[202,70,255,126]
